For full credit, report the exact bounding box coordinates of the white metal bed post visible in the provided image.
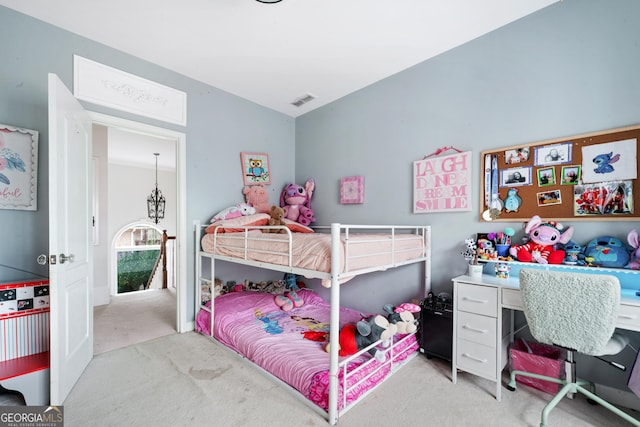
[328,223,341,425]
[194,221,201,324]
[424,226,432,297]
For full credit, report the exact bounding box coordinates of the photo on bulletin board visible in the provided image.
[501,166,532,187]
[580,138,637,184]
[505,147,530,164]
[561,165,581,185]
[534,143,572,166]
[537,189,562,206]
[537,167,556,186]
[574,180,634,216]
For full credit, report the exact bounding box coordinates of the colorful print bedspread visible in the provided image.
[195,289,418,409]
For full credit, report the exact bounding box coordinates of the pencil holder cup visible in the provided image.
[468,264,484,278]
[496,244,510,257]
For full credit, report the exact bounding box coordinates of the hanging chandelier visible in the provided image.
[147,153,165,224]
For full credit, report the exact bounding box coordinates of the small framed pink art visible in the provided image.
[340,176,364,204]
[240,152,271,186]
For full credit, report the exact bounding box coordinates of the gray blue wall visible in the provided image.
[296,0,640,304]
[0,6,295,319]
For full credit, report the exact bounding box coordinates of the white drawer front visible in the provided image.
[457,283,498,317]
[617,304,640,332]
[456,339,497,380]
[457,311,496,347]
[502,288,523,310]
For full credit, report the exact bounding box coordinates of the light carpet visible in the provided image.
[62,332,640,427]
[93,288,176,354]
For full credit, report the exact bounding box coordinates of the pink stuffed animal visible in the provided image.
[280,179,316,226]
[509,215,573,264]
[243,184,270,214]
[628,229,640,270]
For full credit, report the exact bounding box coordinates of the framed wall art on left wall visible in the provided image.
[0,124,38,210]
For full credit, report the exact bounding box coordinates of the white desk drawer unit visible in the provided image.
[452,279,504,400]
[452,270,640,403]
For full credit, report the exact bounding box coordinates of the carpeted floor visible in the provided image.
[93,288,177,354]
[0,287,177,406]
[62,332,640,427]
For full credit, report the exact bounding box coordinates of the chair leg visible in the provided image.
[540,382,577,427]
[575,384,640,427]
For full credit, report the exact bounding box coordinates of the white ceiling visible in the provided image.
[0,0,558,118]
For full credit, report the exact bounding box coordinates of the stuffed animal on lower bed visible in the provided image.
[325,315,397,362]
[509,215,573,264]
[383,303,420,334]
[274,291,304,311]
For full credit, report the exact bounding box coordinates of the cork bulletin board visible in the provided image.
[479,124,640,222]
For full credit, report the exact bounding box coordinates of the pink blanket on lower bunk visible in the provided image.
[195,289,418,410]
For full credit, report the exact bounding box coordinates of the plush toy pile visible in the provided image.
[326,314,397,362]
[506,215,638,269]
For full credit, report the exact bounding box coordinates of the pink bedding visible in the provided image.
[195,289,418,410]
[201,230,425,286]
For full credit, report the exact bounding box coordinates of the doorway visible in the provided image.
[89,112,188,354]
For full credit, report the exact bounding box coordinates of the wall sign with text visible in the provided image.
[413,151,471,213]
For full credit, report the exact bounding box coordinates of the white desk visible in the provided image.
[451,272,640,401]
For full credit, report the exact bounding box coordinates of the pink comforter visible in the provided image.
[195,290,418,410]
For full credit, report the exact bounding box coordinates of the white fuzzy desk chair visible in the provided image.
[507,268,640,427]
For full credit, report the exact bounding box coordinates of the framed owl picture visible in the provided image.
[240,152,271,185]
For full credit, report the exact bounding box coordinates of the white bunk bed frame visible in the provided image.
[194,221,432,425]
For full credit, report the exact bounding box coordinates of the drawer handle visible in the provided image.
[462,353,487,363]
[618,314,637,320]
[462,296,488,304]
[462,324,488,334]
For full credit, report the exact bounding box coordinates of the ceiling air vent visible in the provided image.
[291,93,316,107]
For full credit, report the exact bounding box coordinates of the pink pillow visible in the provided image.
[206,213,270,234]
[283,218,314,233]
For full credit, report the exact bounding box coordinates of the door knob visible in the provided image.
[37,254,49,265]
[59,253,75,264]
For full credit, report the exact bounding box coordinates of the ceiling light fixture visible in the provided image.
[256,0,282,3]
[147,153,165,224]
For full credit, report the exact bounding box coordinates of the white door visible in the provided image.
[47,73,93,405]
